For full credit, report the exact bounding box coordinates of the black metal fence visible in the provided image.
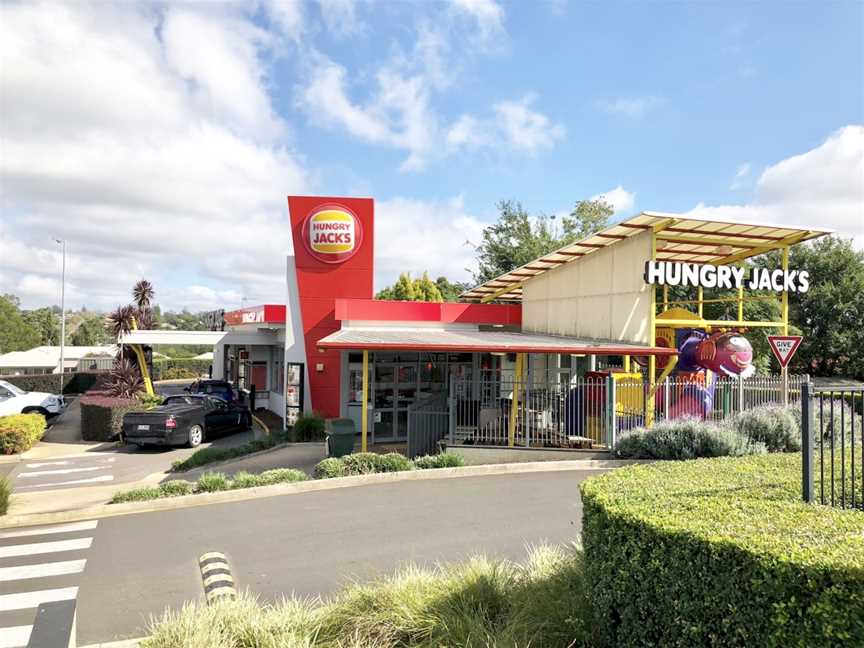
[801,381,864,509]
[406,391,449,458]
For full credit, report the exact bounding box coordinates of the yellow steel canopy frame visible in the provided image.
[128,317,154,396]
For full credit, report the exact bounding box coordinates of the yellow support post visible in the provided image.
[737,282,744,322]
[662,285,669,312]
[623,355,631,372]
[130,344,154,396]
[647,230,657,427]
[508,353,524,447]
[697,286,704,319]
[781,247,790,405]
[361,350,369,453]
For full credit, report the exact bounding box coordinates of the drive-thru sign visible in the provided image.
[767,335,803,368]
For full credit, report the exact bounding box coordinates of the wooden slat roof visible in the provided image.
[460,211,832,303]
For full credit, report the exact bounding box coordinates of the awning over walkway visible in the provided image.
[120,330,228,345]
[316,328,676,356]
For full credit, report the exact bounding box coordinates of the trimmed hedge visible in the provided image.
[151,359,210,381]
[4,371,106,395]
[580,454,864,647]
[0,413,46,454]
[79,395,143,441]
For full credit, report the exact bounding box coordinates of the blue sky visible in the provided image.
[1,0,862,311]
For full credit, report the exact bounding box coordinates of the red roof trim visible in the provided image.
[224,304,286,326]
[318,340,676,356]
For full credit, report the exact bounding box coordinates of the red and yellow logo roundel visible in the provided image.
[301,204,363,264]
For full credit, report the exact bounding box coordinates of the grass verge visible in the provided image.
[142,543,590,648]
[0,476,10,516]
[110,469,307,504]
[171,432,288,472]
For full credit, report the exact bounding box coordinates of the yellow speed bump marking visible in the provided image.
[198,551,236,603]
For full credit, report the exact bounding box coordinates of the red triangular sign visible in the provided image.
[767,335,803,368]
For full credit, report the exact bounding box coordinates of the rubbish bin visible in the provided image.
[326,418,356,458]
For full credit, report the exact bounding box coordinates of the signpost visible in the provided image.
[767,335,803,369]
[768,335,803,407]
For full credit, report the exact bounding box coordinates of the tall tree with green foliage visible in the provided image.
[435,277,467,302]
[0,295,40,354]
[473,198,613,284]
[757,236,864,379]
[70,312,110,346]
[22,308,60,346]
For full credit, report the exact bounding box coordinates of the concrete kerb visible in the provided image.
[0,459,645,529]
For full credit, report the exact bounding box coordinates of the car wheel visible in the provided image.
[187,425,204,448]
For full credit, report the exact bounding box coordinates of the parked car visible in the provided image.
[186,379,239,403]
[123,394,251,448]
[0,379,66,418]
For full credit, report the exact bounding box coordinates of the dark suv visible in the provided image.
[186,379,238,403]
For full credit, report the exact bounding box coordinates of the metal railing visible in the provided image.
[406,390,450,458]
[801,381,863,509]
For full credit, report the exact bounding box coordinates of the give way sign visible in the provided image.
[767,335,803,368]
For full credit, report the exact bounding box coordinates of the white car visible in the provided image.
[0,379,66,418]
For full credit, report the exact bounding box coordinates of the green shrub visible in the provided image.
[80,395,143,442]
[614,417,761,459]
[143,544,590,648]
[0,413,46,454]
[256,468,307,485]
[0,476,9,515]
[151,359,210,381]
[170,431,289,472]
[729,405,800,452]
[158,367,199,380]
[313,457,344,479]
[580,454,864,648]
[196,472,229,492]
[136,392,164,410]
[158,480,194,497]
[293,411,326,441]
[229,471,260,489]
[110,487,161,503]
[374,452,414,473]
[413,452,465,469]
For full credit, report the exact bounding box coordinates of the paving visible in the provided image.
[0,519,100,648]
[71,469,597,645]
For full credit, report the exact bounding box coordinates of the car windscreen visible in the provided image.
[163,396,202,406]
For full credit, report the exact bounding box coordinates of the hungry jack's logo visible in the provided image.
[302,204,363,264]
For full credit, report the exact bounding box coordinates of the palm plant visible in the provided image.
[132,279,154,331]
[107,305,136,339]
[107,358,144,398]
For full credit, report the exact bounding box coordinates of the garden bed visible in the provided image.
[580,453,864,647]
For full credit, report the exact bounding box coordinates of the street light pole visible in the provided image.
[55,239,66,393]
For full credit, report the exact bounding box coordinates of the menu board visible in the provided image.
[285,362,304,426]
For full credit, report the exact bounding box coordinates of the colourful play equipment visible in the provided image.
[636,307,756,420]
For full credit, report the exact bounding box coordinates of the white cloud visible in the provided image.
[599,96,665,118]
[590,185,636,215]
[374,196,487,287]
[729,162,751,190]
[0,2,309,311]
[317,0,361,35]
[686,126,864,248]
[446,96,565,155]
[449,0,505,45]
[260,0,304,40]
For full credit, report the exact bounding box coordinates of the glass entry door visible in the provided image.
[373,363,417,442]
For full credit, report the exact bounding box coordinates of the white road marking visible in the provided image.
[0,560,87,582]
[0,587,78,612]
[19,466,105,478]
[25,458,115,469]
[0,538,92,559]
[20,452,112,461]
[0,520,97,540]
[0,625,32,648]
[15,475,114,489]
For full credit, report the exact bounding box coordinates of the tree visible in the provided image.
[70,312,110,346]
[473,198,614,284]
[375,272,444,302]
[22,308,60,346]
[0,294,40,354]
[132,279,154,329]
[757,236,864,379]
[435,277,467,302]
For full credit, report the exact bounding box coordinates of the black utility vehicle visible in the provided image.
[123,394,251,448]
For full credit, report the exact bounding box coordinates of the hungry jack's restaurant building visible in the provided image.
[196,196,828,455]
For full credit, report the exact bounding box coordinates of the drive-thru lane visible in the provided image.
[75,469,596,644]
